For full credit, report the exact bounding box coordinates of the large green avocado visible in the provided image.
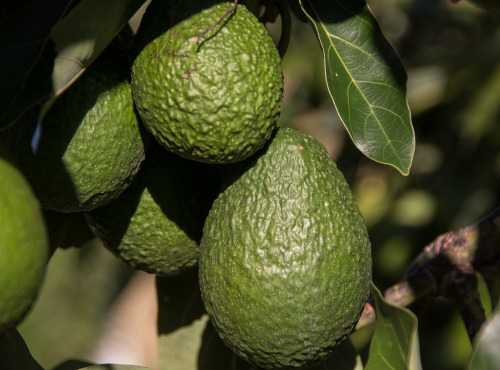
[131,0,283,164]
[0,33,149,212]
[199,128,372,369]
[87,145,221,276]
[0,156,49,333]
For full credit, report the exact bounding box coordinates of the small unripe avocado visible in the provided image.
[199,128,372,369]
[87,145,220,276]
[131,0,283,164]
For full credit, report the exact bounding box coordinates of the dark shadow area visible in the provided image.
[0,329,43,370]
[0,102,80,212]
[51,359,94,370]
[146,142,222,245]
[85,168,144,256]
[198,319,255,370]
[43,209,97,256]
[156,268,206,334]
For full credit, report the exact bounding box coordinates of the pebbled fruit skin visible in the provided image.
[87,145,220,276]
[131,0,283,164]
[0,36,149,213]
[199,128,372,369]
[0,157,49,333]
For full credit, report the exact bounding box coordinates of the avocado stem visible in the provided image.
[196,0,239,44]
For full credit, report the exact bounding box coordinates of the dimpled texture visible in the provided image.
[0,157,49,332]
[87,148,220,276]
[131,0,283,164]
[1,56,149,212]
[199,128,372,369]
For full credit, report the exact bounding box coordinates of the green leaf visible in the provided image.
[0,1,77,130]
[365,283,421,370]
[0,329,43,370]
[159,315,209,370]
[42,0,147,116]
[468,298,500,370]
[299,0,414,175]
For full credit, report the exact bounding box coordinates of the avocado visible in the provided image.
[131,0,283,164]
[0,156,48,333]
[87,145,221,276]
[199,128,372,369]
[0,33,149,213]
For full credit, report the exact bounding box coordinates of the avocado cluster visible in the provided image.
[0,1,371,368]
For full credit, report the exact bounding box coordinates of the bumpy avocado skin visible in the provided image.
[0,37,149,213]
[131,0,283,164]
[87,145,221,276]
[199,128,372,369]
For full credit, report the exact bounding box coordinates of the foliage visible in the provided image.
[0,0,499,369]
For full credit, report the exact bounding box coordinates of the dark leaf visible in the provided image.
[46,0,147,103]
[0,0,77,130]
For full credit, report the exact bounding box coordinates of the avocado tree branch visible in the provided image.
[356,206,500,341]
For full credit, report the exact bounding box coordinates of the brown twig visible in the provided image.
[197,0,239,44]
[356,206,500,341]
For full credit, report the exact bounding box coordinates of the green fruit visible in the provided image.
[0,157,49,333]
[131,0,283,164]
[1,37,149,212]
[199,128,372,369]
[87,145,220,275]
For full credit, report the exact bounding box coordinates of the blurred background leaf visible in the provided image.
[466,0,500,13]
[0,0,79,130]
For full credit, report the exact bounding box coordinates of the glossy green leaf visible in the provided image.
[42,0,147,116]
[0,329,43,370]
[0,1,77,130]
[468,298,500,370]
[299,0,414,175]
[365,283,421,370]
